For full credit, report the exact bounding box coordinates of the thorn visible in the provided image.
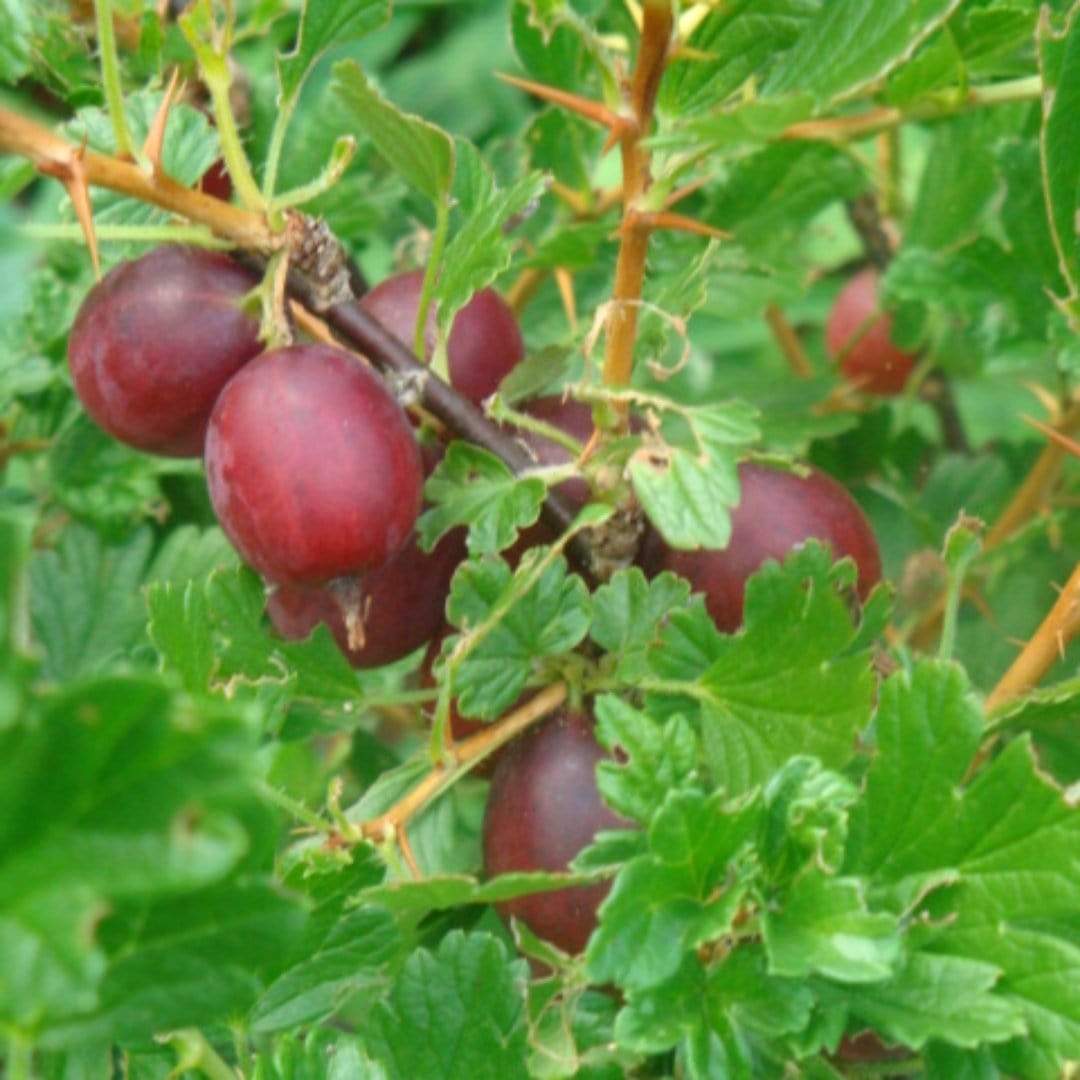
[578,425,602,466]
[663,175,709,210]
[600,126,624,155]
[40,145,100,278]
[623,0,643,30]
[549,179,592,217]
[670,44,717,63]
[143,67,182,179]
[397,826,422,879]
[496,72,635,137]
[554,267,578,333]
[1023,415,1080,458]
[1022,380,1061,418]
[622,209,730,241]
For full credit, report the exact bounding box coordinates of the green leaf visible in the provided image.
[144,525,238,588]
[819,951,1026,1049]
[766,0,963,103]
[359,869,600,915]
[51,881,306,1046]
[586,789,760,992]
[253,1030,388,1080]
[685,144,863,260]
[848,661,1080,1064]
[629,400,759,551]
[523,108,597,190]
[760,756,858,882]
[592,696,699,824]
[649,544,876,796]
[29,526,153,681]
[362,931,529,1079]
[763,870,901,983]
[147,567,362,704]
[844,661,983,907]
[706,946,816,1040]
[448,555,590,719]
[997,137,1068,297]
[885,28,963,106]
[0,676,257,1027]
[510,0,607,92]
[0,0,32,83]
[250,907,402,1034]
[418,442,547,556]
[278,0,390,105]
[436,158,546,337]
[1039,4,1080,298]
[657,94,815,156]
[590,569,691,682]
[924,1043,1001,1080]
[333,59,454,203]
[658,0,820,117]
[906,111,1006,251]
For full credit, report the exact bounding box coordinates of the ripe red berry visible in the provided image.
[825,268,916,395]
[198,159,233,201]
[267,521,465,668]
[642,461,882,633]
[205,344,423,586]
[267,447,466,668]
[483,708,629,954]
[67,246,262,456]
[359,269,524,406]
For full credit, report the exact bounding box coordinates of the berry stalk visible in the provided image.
[358,682,569,846]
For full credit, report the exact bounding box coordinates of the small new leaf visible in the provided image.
[590,568,691,681]
[418,441,547,556]
[447,555,590,719]
[629,399,758,550]
[592,695,698,824]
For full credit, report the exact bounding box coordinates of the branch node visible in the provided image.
[285,212,355,311]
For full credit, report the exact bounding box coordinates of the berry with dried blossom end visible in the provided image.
[205,343,423,585]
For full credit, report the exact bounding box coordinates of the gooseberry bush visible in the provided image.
[3,1,1080,1077]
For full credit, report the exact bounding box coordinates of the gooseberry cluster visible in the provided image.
[67,247,522,661]
[67,246,884,961]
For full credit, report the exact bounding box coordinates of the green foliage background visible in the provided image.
[2,0,1080,1077]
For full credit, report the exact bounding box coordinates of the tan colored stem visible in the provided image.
[986,561,1080,710]
[601,0,673,397]
[782,77,1042,145]
[985,407,1080,547]
[764,304,813,378]
[0,106,276,252]
[360,683,568,842]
